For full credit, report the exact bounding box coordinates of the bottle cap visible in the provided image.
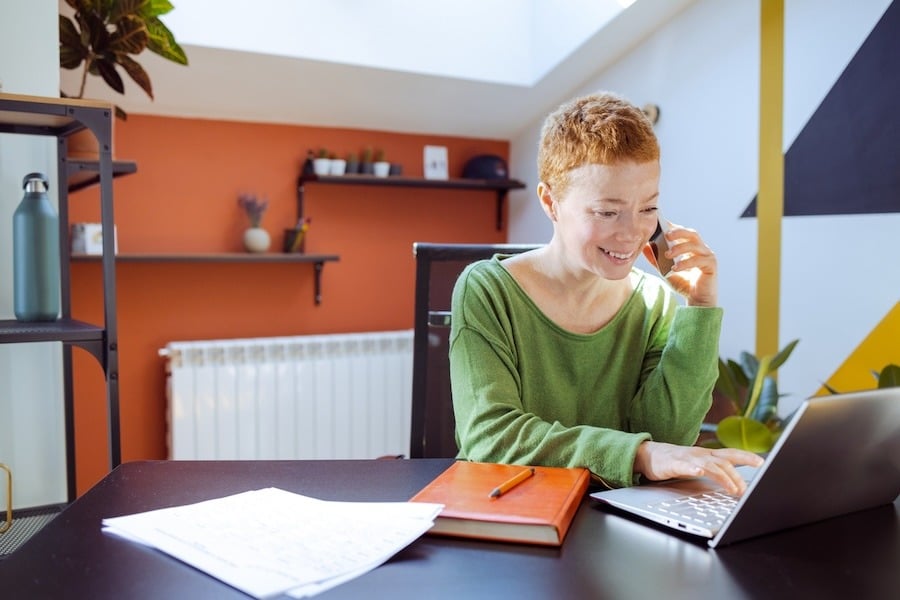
[22,172,49,192]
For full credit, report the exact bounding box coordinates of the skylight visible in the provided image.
[164,0,630,86]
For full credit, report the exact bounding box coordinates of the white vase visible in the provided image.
[373,161,391,177]
[243,227,271,253]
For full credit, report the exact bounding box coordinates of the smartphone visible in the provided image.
[647,217,675,277]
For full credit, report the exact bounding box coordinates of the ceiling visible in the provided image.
[58,0,697,140]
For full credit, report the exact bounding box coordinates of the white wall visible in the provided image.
[507,0,898,415]
[0,0,67,506]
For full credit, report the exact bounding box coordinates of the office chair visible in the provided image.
[409,242,539,459]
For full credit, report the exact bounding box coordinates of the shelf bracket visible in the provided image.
[314,260,326,305]
[495,190,507,231]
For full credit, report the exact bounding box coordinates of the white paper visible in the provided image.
[102,488,443,599]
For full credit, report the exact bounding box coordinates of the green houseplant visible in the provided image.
[59,0,189,118]
[709,339,800,452]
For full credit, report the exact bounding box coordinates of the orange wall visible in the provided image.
[67,115,511,495]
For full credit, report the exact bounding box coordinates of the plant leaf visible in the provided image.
[144,0,176,18]
[59,16,88,69]
[821,382,841,395]
[769,338,799,371]
[714,359,740,402]
[145,17,189,65]
[750,376,779,422]
[739,352,759,382]
[109,0,144,22]
[716,416,775,453]
[878,364,900,388]
[94,57,125,94]
[117,54,153,99]
[109,15,149,55]
[727,359,749,388]
[743,355,772,418]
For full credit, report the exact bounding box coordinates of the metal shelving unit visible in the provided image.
[0,93,123,512]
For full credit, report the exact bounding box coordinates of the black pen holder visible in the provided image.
[283,228,306,253]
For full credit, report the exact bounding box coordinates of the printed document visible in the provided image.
[102,487,443,598]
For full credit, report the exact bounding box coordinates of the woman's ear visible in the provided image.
[537,182,556,221]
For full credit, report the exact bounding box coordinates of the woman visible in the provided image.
[450,92,761,493]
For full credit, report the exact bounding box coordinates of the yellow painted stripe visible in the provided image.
[815,302,900,395]
[756,0,785,360]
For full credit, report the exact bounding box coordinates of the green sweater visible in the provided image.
[449,255,723,488]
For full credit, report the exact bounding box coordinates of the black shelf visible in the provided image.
[0,318,103,344]
[297,173,526,230]
[71,253,341,305]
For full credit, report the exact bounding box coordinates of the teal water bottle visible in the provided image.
[13,172,60,321]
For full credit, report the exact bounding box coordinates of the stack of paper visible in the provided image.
[102,488,443,598]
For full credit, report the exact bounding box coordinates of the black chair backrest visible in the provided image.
[409,242,539,458]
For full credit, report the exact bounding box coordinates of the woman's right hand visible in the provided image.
[633,440,764,495]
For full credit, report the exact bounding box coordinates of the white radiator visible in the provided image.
[163,330,414,460]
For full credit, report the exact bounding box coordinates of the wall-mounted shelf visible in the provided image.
[71,253,340,305]
[296,173,526,230]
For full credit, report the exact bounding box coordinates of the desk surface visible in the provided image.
[1,459,897,599]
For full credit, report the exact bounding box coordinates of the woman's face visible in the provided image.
[550,160,661,280]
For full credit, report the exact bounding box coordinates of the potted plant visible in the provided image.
[344,152,359,175]
[59,0,189,118]
[328,152,347,176]
[359,146,375,175]
[705,339,800,452]
[373,148,390,177]
[312,148,331,176]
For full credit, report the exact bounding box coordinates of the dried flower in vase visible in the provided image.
[237,194,268,228]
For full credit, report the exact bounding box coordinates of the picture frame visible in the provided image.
[423,145,449,180]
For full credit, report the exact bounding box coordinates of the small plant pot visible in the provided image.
[312,158,332,176]
[373,161,391,177]
[329,159,347,176]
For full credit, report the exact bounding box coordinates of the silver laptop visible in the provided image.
[591,388,900,548]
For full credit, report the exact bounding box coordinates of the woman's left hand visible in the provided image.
[663,225,718,307]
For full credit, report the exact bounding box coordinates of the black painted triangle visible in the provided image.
[743,0,900,218]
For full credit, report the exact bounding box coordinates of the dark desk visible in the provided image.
[1,459,897,598]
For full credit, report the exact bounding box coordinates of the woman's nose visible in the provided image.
[617,216,646,242]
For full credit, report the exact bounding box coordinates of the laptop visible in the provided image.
[591,388,900,548]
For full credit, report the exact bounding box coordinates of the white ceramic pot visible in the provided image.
[330,159,347,175]
[243,227,271,253]
[373,161,391,177]
[313,158,332,176]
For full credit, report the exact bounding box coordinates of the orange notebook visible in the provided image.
[409,461,590,546]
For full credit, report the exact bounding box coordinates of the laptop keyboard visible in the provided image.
[648,491,739,529]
